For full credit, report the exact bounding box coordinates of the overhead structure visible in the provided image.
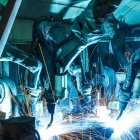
[0,0,22,57]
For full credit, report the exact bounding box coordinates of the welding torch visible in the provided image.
[117,89,132,120]
[47,102,56,128]
[117,101,127,120]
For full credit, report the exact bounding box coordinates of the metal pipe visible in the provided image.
[99,36,140,43]
[0,0,22,57]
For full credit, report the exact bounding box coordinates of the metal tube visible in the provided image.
[0,0,22,57]
[99,36,140,43]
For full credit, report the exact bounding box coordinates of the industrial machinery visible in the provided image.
[0,0,140,139]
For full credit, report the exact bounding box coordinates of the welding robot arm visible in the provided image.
[0,44,42,90]
[31,0,122,126]
[52,0,122,122]
[55,0,122,74]
[117,48,140,119]
[52,0,120,109]
[54,0,122,99]
[0,0,121,126]
[32,0,121,100]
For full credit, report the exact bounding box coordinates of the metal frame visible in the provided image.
[0,0,22,57]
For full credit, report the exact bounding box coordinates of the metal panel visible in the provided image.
[114,0,140,26]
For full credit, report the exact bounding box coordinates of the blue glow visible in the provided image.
[111,103,140,139]
[102,102,140,140]
[36,100,140,140]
